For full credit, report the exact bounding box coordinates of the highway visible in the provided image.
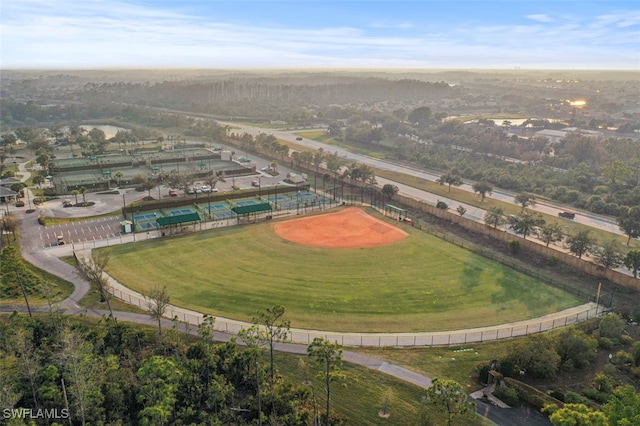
[219,121,625,236]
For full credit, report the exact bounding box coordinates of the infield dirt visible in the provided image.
[274,207,409,248]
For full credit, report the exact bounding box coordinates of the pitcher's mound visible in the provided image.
[274,207,409,248]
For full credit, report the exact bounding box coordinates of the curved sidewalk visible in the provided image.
[73,245,599,348]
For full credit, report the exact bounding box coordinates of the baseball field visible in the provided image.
[103,207,581,332]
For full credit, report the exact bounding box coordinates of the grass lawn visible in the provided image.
[354,340,513,390]
[103,208,580,332]
[274,352,427,425]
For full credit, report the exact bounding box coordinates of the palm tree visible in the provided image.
[71,189,80,205]
[114,171,124,187]
[79,186,88,206]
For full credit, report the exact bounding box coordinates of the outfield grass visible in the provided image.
[103,208,580,332]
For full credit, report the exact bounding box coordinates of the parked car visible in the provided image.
[558,211,576,219]
[62,200,73,207]
[296,137,303,141]
[169,190,178,197]
[251,180,260,187]
[201,185,211,192]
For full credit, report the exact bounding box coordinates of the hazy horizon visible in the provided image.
[2,0,639,70]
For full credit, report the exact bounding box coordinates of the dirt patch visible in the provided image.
[274,207,408,248]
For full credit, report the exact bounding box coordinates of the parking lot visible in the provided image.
[39,217,125,248]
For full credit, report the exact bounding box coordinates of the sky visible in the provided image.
[1,0,639,70]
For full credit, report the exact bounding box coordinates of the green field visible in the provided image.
[103,208,581,332]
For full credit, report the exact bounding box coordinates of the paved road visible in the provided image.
[220,121,624,236]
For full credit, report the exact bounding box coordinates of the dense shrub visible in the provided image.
[598,337,613,349]
[493,386,519,406]
[475,363,492,385]
[599,313,625,339]
[582,388,610,404]
[564,391,588,405]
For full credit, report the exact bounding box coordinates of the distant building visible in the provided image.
[534,129,568,144]
[534,127,602,144]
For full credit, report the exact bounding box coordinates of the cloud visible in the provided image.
[526,14,554,23]
[1,0,638,69]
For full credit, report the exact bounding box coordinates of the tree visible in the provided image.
[408,106,433,127]
[32,174,45,188]
[598,313,624,339]
[603,385,640,425]
[0,213,19,243]
[484,207,506,229]
[76,250,115,319]
[623,250,640,278]
[381,184,399,200]
[472,181,493,202]
[456,205,467,216]
[592,240,623,270]
[307,338,343,426]
[13,328,41,409]
[79,186,88,206]
[72,189,80,205]
[237,326,266,425]
[617,206,640,245]
[505,334,560,379]
[565,229,595,259]
[538,222,564,247]
[146,285,171,335]
[555,327,598,369]
[514,193,536,212]
[137,355,182,426]
[547,403,608,426]
[139,177,156,199]
[436,172,463,192]
[509,211,545,240]
[312,149,325,190]
[424,379,476,426]
[114,171,124,187]
[253,305,290,389]
[59,328,104,425]
[600,159,632,189]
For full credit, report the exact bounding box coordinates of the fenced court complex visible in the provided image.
[50,148,256,193]
[123,186,336,233]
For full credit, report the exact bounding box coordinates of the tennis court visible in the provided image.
[235,198,262,207]
[133,212,158,221]
[200,202,236,220]
[165,207,198,216]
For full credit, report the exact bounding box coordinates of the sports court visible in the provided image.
[125,189,336,232]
